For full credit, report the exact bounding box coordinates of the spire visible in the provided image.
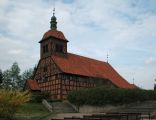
[50,8,57,30]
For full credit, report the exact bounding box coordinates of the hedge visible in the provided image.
[30,91,50,102]
[67,87,156,106]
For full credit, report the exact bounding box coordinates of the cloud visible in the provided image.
[145,57,156,65]
[8,49,23,55]
[0,0,156,89]
[0,35,38,71]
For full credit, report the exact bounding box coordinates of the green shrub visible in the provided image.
[31,91,50,102]
[0,89,30,119]
[47,99,62,103]
[67,87,156,106]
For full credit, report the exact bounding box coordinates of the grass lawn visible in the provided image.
[15,102,51,120]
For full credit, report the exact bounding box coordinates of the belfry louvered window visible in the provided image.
[55,44,63,53]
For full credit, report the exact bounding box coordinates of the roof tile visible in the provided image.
[41,30,68,42]
[52,53,136,89]
[27,80,40,91]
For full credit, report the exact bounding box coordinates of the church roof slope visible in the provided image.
[26,80,40,91]
[52,53,135,89]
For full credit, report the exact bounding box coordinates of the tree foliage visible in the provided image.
[2,62,21,89]
[1,62,34,89]
[10,62,21,88]
[2,70,12,89]
[0,69,3,85]
[20,68,33,88]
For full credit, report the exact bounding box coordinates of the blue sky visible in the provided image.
[0,0,156,89]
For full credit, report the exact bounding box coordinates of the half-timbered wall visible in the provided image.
[33,56,63,99]
[59,73,115,99]
[34,56,61,81]
[33,56,116,100]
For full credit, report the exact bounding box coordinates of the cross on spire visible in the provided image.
[107,53,109,63]
[53,8,55,16]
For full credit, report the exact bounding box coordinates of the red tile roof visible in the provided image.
[26,80,40,91]
[40,30,68,42]
[52,53,136,89]
[130,84,138,88]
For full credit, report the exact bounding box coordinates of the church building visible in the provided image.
[25,11,136,100]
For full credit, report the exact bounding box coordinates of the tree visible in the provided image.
[20,68,33,88]
[2,62,21,89]
[2,70,12,89]
[2,62,35,89]
[0,69,3,85]
[10,62,21,89]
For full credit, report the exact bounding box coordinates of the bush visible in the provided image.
[67,87,156,107]
[0,89,30,119]
[31,91,50,102]
[47,99,62,103]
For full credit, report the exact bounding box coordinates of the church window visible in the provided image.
[55,44,63,53]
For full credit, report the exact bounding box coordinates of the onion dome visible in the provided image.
[50,15,57,30]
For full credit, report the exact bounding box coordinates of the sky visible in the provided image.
[0,0,156,89]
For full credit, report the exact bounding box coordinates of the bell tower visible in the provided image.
[39,9,68,59]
